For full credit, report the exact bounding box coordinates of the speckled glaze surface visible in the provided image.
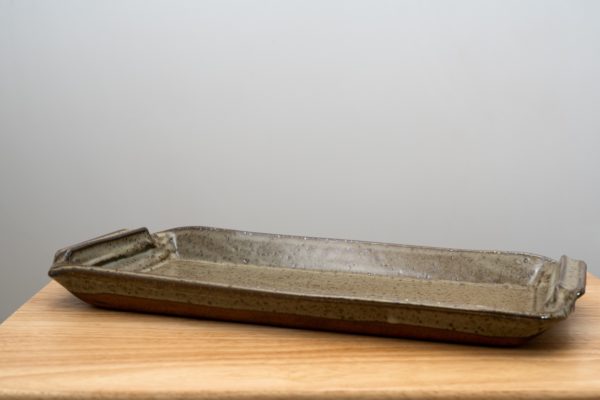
[48,227,586,346]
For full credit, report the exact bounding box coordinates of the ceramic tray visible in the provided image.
[48,226,586,346]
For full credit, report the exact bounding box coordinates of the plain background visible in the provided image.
[1,0,599,322]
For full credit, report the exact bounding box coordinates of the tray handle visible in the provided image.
[558,255,587,299]
[52,228,154,266]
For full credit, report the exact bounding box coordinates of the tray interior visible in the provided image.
[92,228,560,315]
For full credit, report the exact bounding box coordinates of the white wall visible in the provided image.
[1,0,599,321]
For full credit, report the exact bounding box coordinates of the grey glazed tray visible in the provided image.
[48,226,586,346]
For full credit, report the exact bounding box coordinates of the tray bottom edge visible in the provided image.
[73,291,538,347]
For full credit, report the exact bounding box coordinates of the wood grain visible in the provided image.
[0,275,599,400]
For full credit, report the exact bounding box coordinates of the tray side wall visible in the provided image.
[49,268,552,346]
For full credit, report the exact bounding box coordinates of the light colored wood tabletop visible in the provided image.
[1,275,599,400]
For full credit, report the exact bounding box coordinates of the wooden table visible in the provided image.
[1,276,599,400]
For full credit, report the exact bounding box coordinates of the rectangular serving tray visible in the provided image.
[48,226,586,346]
